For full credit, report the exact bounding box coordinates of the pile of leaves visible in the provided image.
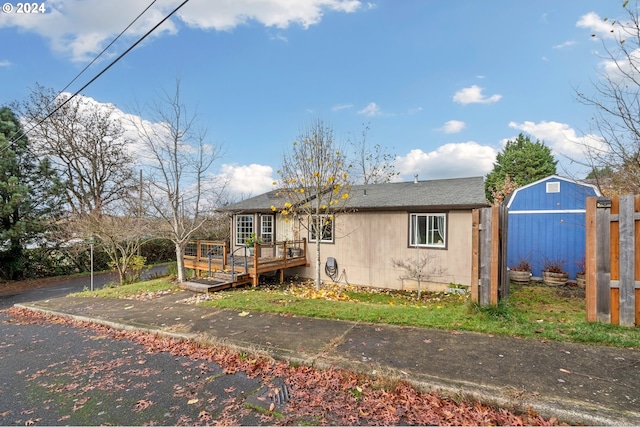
[264,280,463,305]
[8,306,562,426]
[280,281,356,302]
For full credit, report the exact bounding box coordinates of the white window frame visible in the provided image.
[235,215,254,246]
[260,214,274,243]
[409,213,446,248]
[309,214,334,243]
[546,182,560,193]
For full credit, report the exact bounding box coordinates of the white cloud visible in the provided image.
[217,163,275,198]
[0,0,362,62]
[576,12,619,40]
[332,103,353,112]
[553,40,576,49]
[508,120,605,161]
[394,141,496,180]
[357,102,381,116]
[438,120,465,134]
[408,106,423,115]
[0,60,11,67]
[453,85,502,105]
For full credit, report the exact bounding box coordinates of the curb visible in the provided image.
[14,303,639,426]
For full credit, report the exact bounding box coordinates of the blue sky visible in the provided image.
[0,0,626,198]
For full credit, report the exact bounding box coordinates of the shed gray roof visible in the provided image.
[220,176,488,213]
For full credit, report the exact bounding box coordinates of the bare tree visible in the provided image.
[16,84,136,216]
[131,79,225,283]
[274,120,352,289]
[392,254,447,298]
[73,198,153,285]
[576,1,640,193]
[350,123,398,184]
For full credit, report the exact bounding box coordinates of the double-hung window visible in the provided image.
[309,214,334,243]
[235,215,254,246]
[409,213,446,248]
[261,214,274,243]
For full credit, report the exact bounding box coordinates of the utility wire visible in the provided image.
[59,0,159,96]
[4,0,190,149]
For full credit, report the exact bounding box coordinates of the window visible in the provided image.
[235,215,254,246]
[309,215,334,243]
[410,213,446,248]
[546,182,560,193]
[261,215,274,243]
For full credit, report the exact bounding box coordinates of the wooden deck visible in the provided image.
[183,239,309,288]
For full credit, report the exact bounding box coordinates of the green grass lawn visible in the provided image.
[77,278,640,348]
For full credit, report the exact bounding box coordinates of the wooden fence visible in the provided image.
[471,206,509,306]
[586,195,640,326]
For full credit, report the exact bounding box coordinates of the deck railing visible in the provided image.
[184,239,308,279]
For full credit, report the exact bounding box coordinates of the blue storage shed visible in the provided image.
[506,175,600,279]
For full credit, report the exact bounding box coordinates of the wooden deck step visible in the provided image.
[180,271,252,293]
[180,281,220,293]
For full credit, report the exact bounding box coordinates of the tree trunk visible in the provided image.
[176,242,185,283]
[315,236,321,290]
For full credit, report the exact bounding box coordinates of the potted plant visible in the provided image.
[542,258,568,286]
[509,258,532,285]
[575,257,586,288]
[244,232,263,256]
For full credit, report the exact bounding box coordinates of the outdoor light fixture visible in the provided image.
[596,199,612,209]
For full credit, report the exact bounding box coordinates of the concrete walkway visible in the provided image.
[15,290,640,426]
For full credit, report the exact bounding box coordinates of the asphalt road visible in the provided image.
[0,310,271,425]
[0,265,168,310]
[0,267,294,425]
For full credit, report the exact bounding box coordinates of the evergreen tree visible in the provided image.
[0,107,64,280]
[485,133,557,203]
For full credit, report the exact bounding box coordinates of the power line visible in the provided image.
[59,0,160,96]
[4,0,191,149]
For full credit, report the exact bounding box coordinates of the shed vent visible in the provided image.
[546,182,560,193]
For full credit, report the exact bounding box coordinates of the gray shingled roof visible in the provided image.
[220,176,488,212]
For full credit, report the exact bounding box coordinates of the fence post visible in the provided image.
[585,197,597,322]
[596,198,612,324]
[471,209,480,303]
[619,195,636,326]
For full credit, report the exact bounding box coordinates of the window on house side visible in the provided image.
[236,215,254,246]
[309,215,334,243]
[261,215,274,243]
[409,213,446,248]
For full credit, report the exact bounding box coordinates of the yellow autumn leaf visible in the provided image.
[238,311,250,317]
[188,399,199,405]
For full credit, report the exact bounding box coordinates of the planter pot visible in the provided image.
[447,286,468,294]
[509,270,531,285]
[576,273,586,289]
[543,271,568,286]
[290,248,303,257]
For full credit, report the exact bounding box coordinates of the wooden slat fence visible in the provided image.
[586,195,640,326]
[471,206,509,306]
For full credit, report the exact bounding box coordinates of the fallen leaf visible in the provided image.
[269,403,275,412]
[423,339,432,344]
[187,398,199,405]
[559,368,571,374]
[133,399,153,412]
[238,311,250,317]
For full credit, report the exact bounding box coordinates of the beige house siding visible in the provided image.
[289,210,473,290]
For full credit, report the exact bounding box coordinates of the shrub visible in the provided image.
[542,258,566,274]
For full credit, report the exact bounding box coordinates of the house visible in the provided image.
[219,176,488,291]
[506,175,601,279]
